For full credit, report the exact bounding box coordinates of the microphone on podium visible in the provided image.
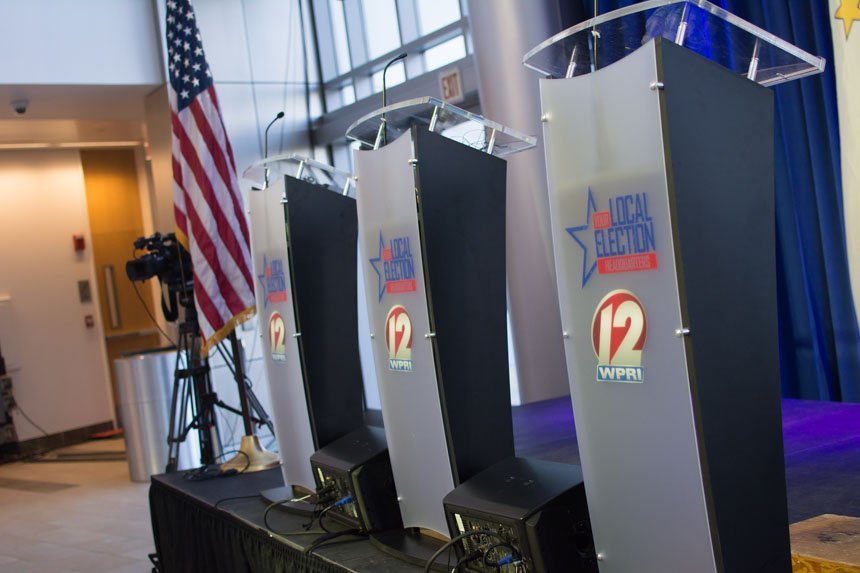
[263,111,285,187]
[381,53,407,146]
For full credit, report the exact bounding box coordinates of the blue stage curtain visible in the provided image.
[558,0,860,401]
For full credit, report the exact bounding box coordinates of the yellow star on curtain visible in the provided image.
[835,0,860,38]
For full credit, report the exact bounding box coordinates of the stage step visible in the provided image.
[791,514,860,572]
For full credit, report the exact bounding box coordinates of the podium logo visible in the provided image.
[257,255,288,308]
[591,290,647,383]
[567,188,659,287]
[385,305,413,372]
[268,311,287,363]
[369,231,417,302]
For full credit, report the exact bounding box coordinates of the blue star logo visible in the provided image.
[368,231,387,301]
[257,255,270,309]
[566,188,598,288]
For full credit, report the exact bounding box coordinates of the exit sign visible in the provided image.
[439,67,464,104]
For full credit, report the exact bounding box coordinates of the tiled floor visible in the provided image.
[0,438,154,573]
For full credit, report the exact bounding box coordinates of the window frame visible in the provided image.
[310,0,479,162]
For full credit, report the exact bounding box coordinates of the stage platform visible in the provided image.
[150,398,860,572]
[513,397,860,523]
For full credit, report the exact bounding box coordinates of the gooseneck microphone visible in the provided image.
[381,53,407,146]
[382,53,407,109]
[263,111,285,187]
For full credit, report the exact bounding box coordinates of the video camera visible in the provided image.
[126,232,194,322]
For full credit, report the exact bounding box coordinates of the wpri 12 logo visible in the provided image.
[591,290,647,383]
[385,305,413,372]
[268,311,287,363]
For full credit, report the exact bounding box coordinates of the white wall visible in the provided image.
[0,0,316,444]
[0,150,114,440]
[143,85,175,235]
[0,0,163,85]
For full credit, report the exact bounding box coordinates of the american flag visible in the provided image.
[166,0,256,352]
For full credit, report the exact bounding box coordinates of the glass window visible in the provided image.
[362,0,401,60]
[340,84,356,106]
[312,0,472,118]
[326,83,356,111]
[329,0,352,77]
[313,144,329,163]
[416,0,461,35]
[325,89,340,112]
[371,61,406,93]
[332,141,353,172]
[309,86,323,118]
[424,35,466,71]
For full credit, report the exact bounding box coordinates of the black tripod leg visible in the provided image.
[216,338,276,437]
[244,381,275,437]
[191,363,218,466]
[165,325,222,471]
[228,331,255,437]
[165,345,185,473]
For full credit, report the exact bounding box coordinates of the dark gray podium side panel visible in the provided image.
[413,128,515,484]
[285,177,365,449]
[658,39,789,572]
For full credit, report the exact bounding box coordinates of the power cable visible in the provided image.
[214,494,262,509]
[131,280,177,347]
[11,402,48,436]
[422,529,510,573]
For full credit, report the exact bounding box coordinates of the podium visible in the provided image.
[524,2,825,572]
[348,97,534,556]
[245,155,365,499]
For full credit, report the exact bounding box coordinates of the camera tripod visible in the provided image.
[165,314,274,473]
[128,232,275,474]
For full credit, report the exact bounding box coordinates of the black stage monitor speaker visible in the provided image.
[310,425,402,533]
[442,457,597,573]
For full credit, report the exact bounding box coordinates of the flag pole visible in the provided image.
[219,331,279,474]
[229,330,254,436]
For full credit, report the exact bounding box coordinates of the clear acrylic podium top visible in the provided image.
[346,96,536,157]
[242,153,355,196]
[523,0,825,86]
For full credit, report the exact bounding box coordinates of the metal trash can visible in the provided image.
[113,347,199,482]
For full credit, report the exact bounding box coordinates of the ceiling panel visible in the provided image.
[0,84,162,145]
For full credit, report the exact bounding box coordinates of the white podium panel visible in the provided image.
[541,41,716,573]
[248,181,316,491]
[355,133,455,536]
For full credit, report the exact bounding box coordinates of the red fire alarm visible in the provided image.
[73,234,85,252]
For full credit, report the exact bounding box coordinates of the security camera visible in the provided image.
[11,100,28,115]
